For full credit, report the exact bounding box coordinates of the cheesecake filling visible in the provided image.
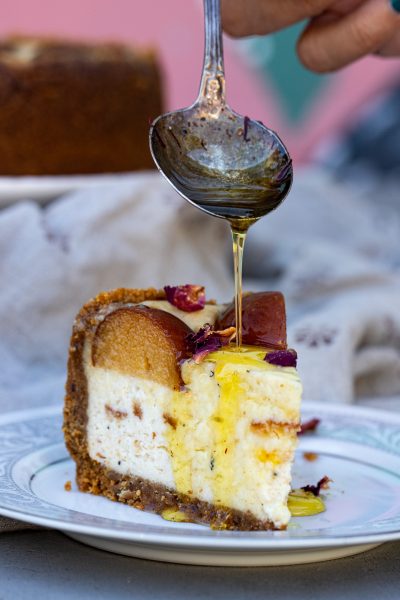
[85,344,301,527]
[139,300,224,330]
[86,354,176,487]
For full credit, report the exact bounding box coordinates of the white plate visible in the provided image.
[1,403,400,566]
[0,172,140,206]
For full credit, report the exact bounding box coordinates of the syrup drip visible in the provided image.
[231,227,246,348]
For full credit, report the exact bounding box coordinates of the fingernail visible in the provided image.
[391,0,400,13]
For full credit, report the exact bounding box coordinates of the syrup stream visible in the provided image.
[231,227,247,348]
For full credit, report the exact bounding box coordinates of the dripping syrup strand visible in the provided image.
[231,227,247,348]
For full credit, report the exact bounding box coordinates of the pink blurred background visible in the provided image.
[2,0,399,162]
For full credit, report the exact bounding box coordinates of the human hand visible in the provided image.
[221,0,400,72]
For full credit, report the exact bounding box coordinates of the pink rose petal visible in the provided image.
[187,324,236,363]
[264,349,297,368]
[164,285,206,312]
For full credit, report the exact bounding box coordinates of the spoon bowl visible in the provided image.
[150,104,292,227]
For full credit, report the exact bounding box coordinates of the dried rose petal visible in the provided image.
[264,348,297,368]
[273,159,292,183]
[164,285,206,312]
[186,324,236,363]
[301,476,331,497]
[188,323,213,346]
[299,418,320,435]
[243,115,250,142]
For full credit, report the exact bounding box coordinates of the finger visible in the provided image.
[297,0,400,72]
[378,29,400,54]
[221,0,333,37]
[320,0,366,18]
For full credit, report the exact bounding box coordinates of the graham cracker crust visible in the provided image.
[76,453,277,531]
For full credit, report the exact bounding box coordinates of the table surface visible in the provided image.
[1,530,399,600]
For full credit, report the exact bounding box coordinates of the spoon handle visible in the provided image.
[198,0,226,110]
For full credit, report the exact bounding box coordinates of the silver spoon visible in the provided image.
[149,0,293,232]
[149,0,292,346]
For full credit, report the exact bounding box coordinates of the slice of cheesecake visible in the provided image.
[64,287,302,530]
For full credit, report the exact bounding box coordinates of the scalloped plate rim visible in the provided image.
[0,402,400,551]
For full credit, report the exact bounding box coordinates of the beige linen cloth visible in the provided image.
[1,169,400,532]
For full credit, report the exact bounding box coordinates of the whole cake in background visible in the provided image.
[64,286,302,531]
[0,36,163,175]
